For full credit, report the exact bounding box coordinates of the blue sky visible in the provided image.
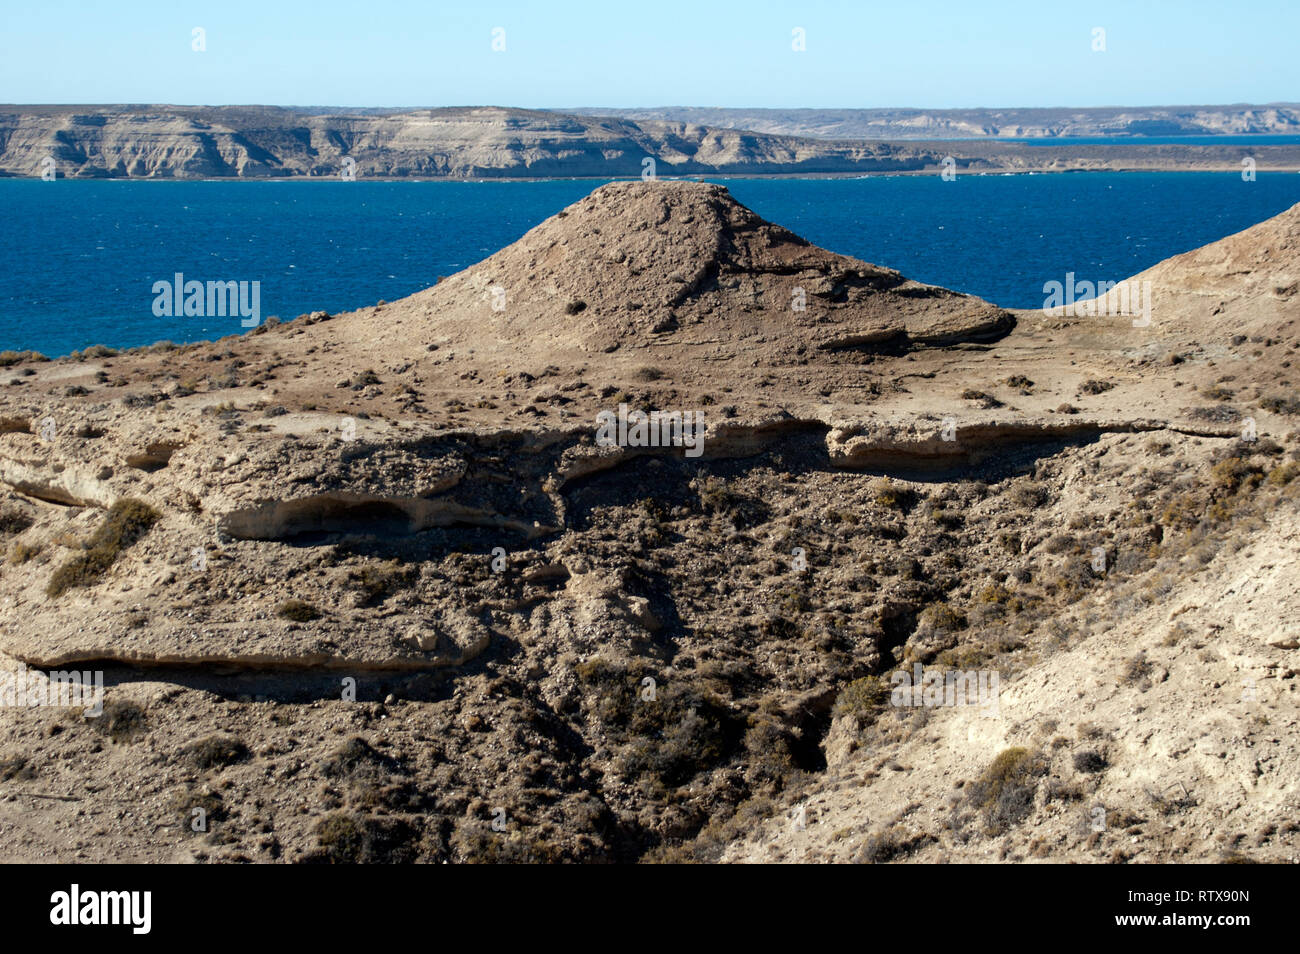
[2,0,1296,108]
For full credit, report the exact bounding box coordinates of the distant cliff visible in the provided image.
[568,104,1300,141]
[0,105,946,179]
[2,105,1298,179]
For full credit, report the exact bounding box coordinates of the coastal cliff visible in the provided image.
[3,104,1299,179]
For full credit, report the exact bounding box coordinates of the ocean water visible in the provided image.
[3,172,1300,357]
[1010,135,1300,147]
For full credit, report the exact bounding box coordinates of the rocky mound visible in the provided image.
[356,180,1011,360]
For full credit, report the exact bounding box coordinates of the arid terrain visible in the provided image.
[3,105,1299,179]
[0,180,1297,863]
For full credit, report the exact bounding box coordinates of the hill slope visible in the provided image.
[0,182,1295,864]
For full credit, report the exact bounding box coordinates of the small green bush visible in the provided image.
[1007,481,1049,509]
[919,602,967,633]
[1257,393,1300,415]
[1267,461,1300,486]
[8,541,41,565]
[0,508,34,535]
[315,812,420,863]
[871,477,914,511]
[965,747,1047,834]
[832,676,890,721]
[46,499,160,597]
[1210,458,1264,494]
[1073,750,1109,773]
[94,699,148,743]
[188,735,250,770]
[1120,652,1153,686]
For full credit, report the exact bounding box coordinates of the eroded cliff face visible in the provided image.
[0,105,947,179]
[0,182,1296,864]
[4,105,1299,179]
[571,104,1300,140]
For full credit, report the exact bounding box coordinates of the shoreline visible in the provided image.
[4,166,1300,183]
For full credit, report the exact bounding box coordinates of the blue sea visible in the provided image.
[3,172,1300,356]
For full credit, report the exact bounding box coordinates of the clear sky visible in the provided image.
[2,0,1296,109]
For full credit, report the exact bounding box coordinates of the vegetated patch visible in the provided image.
[1257,393,1300,415]
[451,821,564,864]
[857,825,935,863]
[960,388,1004,409]
[1078,379,1114,396]
[321,736,420,812]
[1188,405,1241,423]
[964,747,1048,835]
[696,476,769,529]
[347,560,417,606]
[616,687,732,789]
[1210,457,1265,495]
[1006,480,1049,509]
[188,735,251,770]
[1200,384,1235,402]
[576,658,737,789]
[312,811,421,864]
[1148,785,1198,816]
[832,675,890,724]
[323,736,399,779]
[169,785,225,831]
[45,498,160,597]
[917,602,966,634]
[1120,651,1154,687]
[1267,461,1300,486]
[8,541,41,564]
[0,754,36,781]
[276,599,321,621]
[660,795,776,863]
[93,699,148,743]
[870,477,916,511]
[0,508,35,535]
[0,350,48,367]
[929,507,964,530]
[1073,750,1109,774]
[350,369,381,389]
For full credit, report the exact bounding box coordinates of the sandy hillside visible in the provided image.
[0,181,1295,863]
